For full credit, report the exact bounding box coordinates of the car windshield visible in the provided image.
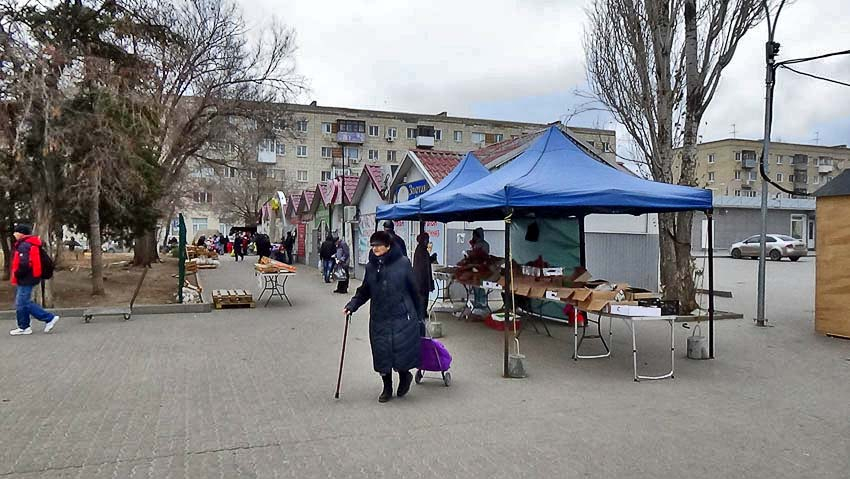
[775,235,796,241]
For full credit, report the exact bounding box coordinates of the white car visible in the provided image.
[729,234,807,261]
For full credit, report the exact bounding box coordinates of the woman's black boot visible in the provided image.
[379,374,393,403]
[397,370,413,397]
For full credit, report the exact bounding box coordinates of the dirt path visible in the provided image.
[0,252,178,310]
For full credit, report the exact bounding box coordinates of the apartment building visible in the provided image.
[675,138,850,198]
[677,138,850,252]
[180,101,616,235]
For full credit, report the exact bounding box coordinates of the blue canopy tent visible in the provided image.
[376,152,489,221]
[379,126,717,377]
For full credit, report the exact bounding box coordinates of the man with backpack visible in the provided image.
[9,224,59,335]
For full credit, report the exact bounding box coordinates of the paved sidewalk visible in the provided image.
[0,256,847,478]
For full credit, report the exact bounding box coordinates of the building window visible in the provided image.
[321,122,332,134]
[748,171,757,181]
[707,172,715,182]
[369,125,380,137]
[338,120,365,133]
[275,142,286,155]
[746,191,758,198]
[191,166,215,178]
[601,141,611,152]
[434,129,442,141]
[734,170,742,181]
[734,190,741,197]
[814,175,820,185]
[223,167,237,178]
[193,191,212,203]
[368,149,380,161]
[321,171,332,182]
[344,146,359,159]
[789,174,795,183]
[454,130,463,142]
[386,127,397,140]
[494,133,504,142]
[191,217,208,234]
[272,118,286,131]
[321,147,333,158]
[776,173,783,182]
[776,155,783,165]
[259,138,275,153]
[387,150,397,162]
[472,132,485,144]
[271,168,285,179]
[827,175,833,183]
[407,128,417,139]
[297,170,308,182]
[297,145,308,157]
[707,154,715,164]
[296,120,308,132]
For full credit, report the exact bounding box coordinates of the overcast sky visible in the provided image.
[247,0,849,149]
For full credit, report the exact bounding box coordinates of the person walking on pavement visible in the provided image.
[283,231,296,264]
[412,232,434,323]
[319,234,336,284]
[255,233,272,260]
[9,224,60,336]
[333,236,351,294]
[382,220,407,257]
[343,231,422,403]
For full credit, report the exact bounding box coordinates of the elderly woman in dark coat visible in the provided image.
[343,231,423,403]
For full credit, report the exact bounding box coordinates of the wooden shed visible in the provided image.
[814,170,850,339]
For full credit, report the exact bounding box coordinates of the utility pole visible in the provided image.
[756,36,781,327]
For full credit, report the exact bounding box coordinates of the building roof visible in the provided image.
[285,192,301,218]
[364,165,385,194]
[814,169,850,197]
[410,150,466,183]
[297,190,315,214]
[352,165,389,205]
[684,137,850,153]
[329,175,359,204]
[310,183,332,212]
[713,195,815,210]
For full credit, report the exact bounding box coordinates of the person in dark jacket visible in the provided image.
[283,231,296,264]
[232,233,243,261]
[382,220,407,257]
[9,224,59,336]
[412,232,434,319]
[319,235,336,283]
[343,231,422,403]
[333,236,351,294]
[255,233,272,260]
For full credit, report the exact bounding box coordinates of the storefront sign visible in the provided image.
[394,179,429,202]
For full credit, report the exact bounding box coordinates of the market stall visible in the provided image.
[379,126,716,378]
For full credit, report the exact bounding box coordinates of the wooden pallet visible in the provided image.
[212,289,255,309]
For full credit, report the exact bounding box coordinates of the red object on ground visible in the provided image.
[484,314,522,332]
[564,304,586,326]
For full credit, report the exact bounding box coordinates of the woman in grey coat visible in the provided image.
[343,231,422,403]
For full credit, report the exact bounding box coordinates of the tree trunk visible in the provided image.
[1,224,10,281]
[88,166,105,295]
[132,229,159,266]
[32,194,55,308]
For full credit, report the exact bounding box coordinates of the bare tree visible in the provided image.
[585,0,764,311]
[130,0,304,265]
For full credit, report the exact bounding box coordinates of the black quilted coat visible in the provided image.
[345,246,422,374]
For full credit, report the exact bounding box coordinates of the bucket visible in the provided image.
[687,325,709,360]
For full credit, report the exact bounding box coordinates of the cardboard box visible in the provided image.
[542,267,564,277]
[609,304,662,317]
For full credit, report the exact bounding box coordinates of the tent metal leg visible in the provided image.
[579,215,587,268]
[503,212,513,377]
[707,210,715,359]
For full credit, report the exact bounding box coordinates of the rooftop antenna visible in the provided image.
[813,131,820,145]
[730,123,737,139]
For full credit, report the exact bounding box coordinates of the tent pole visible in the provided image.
[707,209,715,359]
[579,214,587,268]
[503,209,513,377]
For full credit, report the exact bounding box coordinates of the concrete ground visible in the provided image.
[0,255,847,478]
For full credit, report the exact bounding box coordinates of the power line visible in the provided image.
[779,65,850,88]
[778,49,850,67]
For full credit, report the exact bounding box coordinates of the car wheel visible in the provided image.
[769,250,782,261]
[731,248,742,259]
[789,256,800,262]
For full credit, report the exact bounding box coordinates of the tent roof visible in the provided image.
[411,126,712,221]
[814,169,850,197]
[377,152,488,220]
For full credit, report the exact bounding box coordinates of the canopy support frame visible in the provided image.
[707,209,715,359]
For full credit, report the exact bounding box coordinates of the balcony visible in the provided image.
[742,158,757,169]
[818,164,834,174]
[416,135,435,148]
[792,154,808,170]
[336,119,366,144]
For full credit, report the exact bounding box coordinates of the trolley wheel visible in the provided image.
[443,371,452,387]
[123,314,131,321]
[414,370,423,384]
[84,316,91,323]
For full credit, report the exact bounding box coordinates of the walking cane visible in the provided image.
[334,313,352,399]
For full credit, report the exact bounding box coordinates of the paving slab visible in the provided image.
[0,255,847,478]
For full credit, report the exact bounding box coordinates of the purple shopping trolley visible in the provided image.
[416,337,453,387]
